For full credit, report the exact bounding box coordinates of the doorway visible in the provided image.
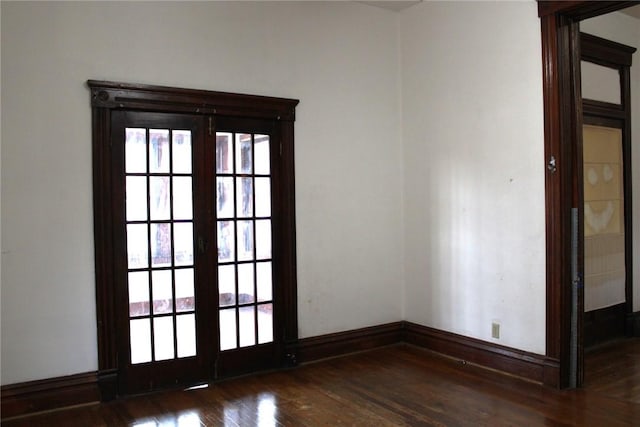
[579,34,636,398]
[89,81,299,398]
[539,1,638,388]
[582,119,629,347]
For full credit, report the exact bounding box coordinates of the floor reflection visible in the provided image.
[127,392,279,426]
[131,411,203,427]
[224,392,277,427]
[257,393,277,427]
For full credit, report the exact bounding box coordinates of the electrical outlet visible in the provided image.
[491,322,500,339]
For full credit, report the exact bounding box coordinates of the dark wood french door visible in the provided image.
[112,111,206,393]
[111,111,285,394]
[90,80,299,399]
[212,116,284,377]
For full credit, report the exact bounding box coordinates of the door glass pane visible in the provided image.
[130,318,152,364]
[127,224,149,269]
[255,178,271,217]
[152,270,173,315]
[583,125,626,312]
[239,306,256,348]
[236,177,253,218]
[177,314,196,357]
[256,262,272,302]
[150,177,171,221]
[218,265,236,307]
[126,176,147,221]
[216,133,233,173]
[258,303,273,344]
[237,220,254,262]
[173,130,192,174]
[149,129,170,173]
[174,222,194,266]
[238,263,255,304]
[254,135,270,175]
[175,268,195,312]
[216,177,234,218]
[173,177,193,220]
[236,134,252,174]
[154,316,175,361]
[219,309,237,351]
[151,223,172,267]
[255,220,271,260]
[217,221,235,263]
[126,128,147,173]
[128,271,150,317]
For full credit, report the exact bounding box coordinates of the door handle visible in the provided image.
[547,155,557,173]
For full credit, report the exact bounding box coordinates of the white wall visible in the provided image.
[581,11,640,312]
[0,1,404,385]
[400,1,546,354]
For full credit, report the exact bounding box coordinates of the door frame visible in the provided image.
[88,80,300,399]
[538,0,638,388]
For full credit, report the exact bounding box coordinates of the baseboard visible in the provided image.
[628,311,640,337]
[403,322,551,385]
[297,322,404,363]
[1,371,99,420]
[97,368,118,402]
[297,321,551,385]
[1,320,556,419]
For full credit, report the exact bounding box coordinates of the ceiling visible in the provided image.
[620,4,640,19]
[359,1,421,12]
[361,2,640,17]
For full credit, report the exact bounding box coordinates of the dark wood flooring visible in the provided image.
[585,337,640,405]
[4,340,640,426]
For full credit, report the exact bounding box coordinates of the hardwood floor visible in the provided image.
[585,337,640,405]
[4,342,639,426]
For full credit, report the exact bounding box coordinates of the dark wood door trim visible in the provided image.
[88,80,299,398]
[88,80,297,121]
[537,0,638,388]
[0,372,100,421]
[539,7,580,389]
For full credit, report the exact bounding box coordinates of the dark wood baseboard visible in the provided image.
[2,320,555,419]
[97,368,118,402]
[1,372,99,420]
[628,311,640,337]
[296,321,551,385]
[296,322,404,363]
[403,322,553,385]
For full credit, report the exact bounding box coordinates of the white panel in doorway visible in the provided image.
[581,61,621,104]
[583,125,626,312]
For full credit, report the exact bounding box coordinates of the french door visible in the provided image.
[90,81,299,398]
[113,112,208,393]
[212,116,284,377]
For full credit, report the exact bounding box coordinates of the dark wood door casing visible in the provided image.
[89,80,299,399]
[537,0,638,388]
